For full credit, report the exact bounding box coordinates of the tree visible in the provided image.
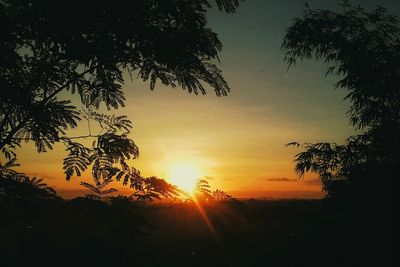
[192,179,231,201]
[282,2,399,199]
[0,159,59,200]
[1,0,242,197]
[212,189,232,200]
[129,176,181,202]
[0,0,242,158]
[194,179,212,199]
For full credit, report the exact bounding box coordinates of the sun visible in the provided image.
[168,163,202,193]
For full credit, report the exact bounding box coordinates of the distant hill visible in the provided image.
[57,188,324,199]
[227,190,324,199]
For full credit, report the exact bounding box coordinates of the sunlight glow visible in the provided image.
[168,162,202,192]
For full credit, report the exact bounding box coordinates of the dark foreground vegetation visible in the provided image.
[1,195,396,267]
[1,1,398,266]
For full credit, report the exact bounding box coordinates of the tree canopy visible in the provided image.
[0,0,243,198]
[282,3,400,198]
[1,0,241,156]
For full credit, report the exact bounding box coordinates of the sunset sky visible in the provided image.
[14,0,400,198]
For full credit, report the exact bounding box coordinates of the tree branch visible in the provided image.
[41,67,95,105]
[10,134,101,142]
[0,66,96,151]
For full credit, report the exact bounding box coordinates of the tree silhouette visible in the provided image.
[212,189,232,200]
[0,159,59,200]
[283,3,399,199]
[191,179,232,201]
[1,0,241,160]
[194,179,212,199]
[58,108,178,200]
[130,176,181,202]
[1,0,243,198]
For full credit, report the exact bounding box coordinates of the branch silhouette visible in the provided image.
[283,3,400,199]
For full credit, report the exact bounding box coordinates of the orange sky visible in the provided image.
[14,77,350,198]
[13,0,384,199]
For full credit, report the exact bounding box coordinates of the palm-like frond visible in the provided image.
[80,181,101,195]
[213,0,243,13]
[128,176,180,202]
[212,189,232,200]
[289,134,372,194]
[0,167,58,200]
[63,141,91,180]
[97,134,139,162]
[194,179,212,198]
[80,180,118,200]
[88,111,132,134]
[101,188,118,195]
[14,99,81,152]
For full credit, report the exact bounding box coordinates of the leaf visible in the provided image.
[286,142,300,147]
[101,188,118,195]
[80,181,100,195]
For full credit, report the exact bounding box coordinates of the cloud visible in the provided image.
[267,177,298,182]
[303,178,321,185]
[204,176,234,181]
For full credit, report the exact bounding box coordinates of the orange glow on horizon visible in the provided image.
[12,80,334,199]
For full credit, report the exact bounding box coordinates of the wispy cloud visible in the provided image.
[267,177,298,182]
[220,177,234,181]
[303,178,321,185]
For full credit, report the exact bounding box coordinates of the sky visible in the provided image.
[14,0,400,198]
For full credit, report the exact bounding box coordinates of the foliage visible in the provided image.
[130,176,181,202]
[283,2,400,131]
[286,138,370,195]
[1,0,242,201]
[62,110,136,178]
[60,109,179,201]
[193,179,212,198]
[80,180,118,200]
[192,179,232,201]
[0,0,241,159]
[212,189,232,200]
[283,2,400,198]
[0,159,59,200]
